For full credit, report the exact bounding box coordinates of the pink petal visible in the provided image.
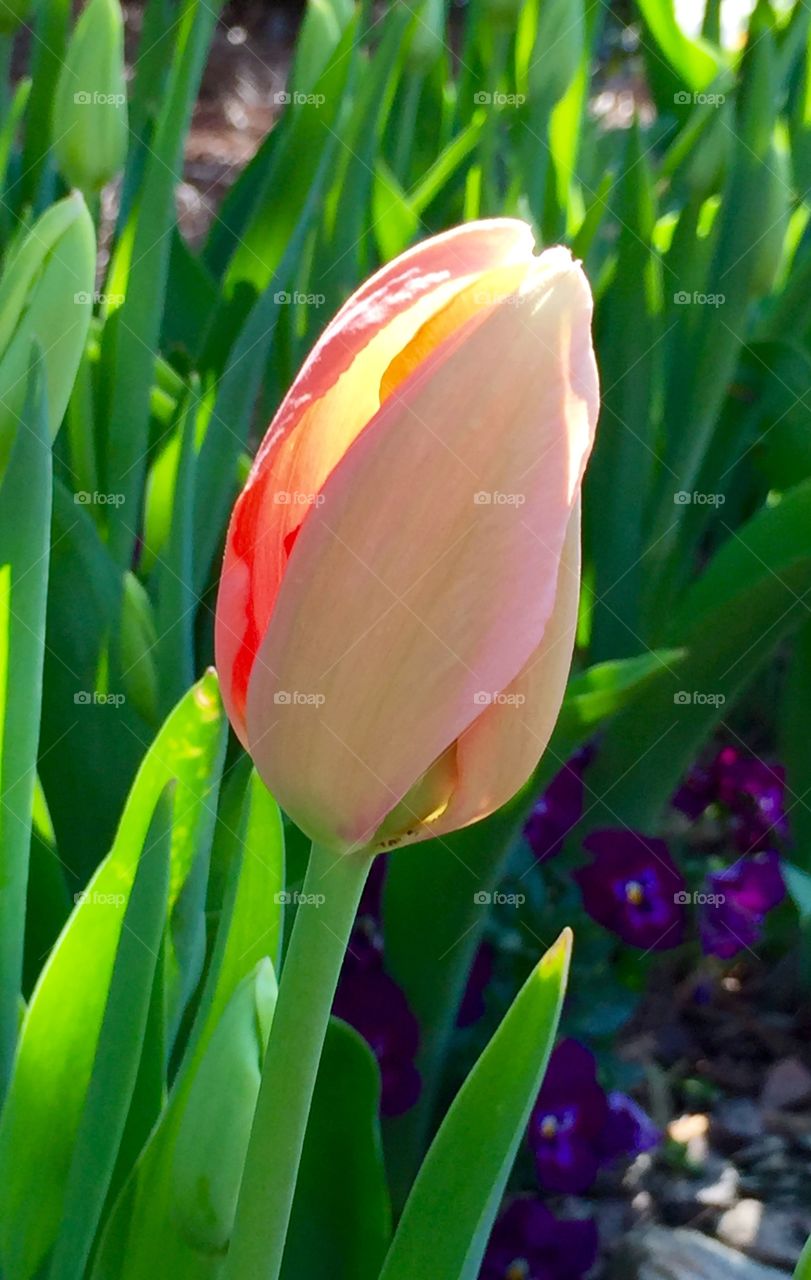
[215,219,536,742]
[245,251,598,850]
[423,500,582,844]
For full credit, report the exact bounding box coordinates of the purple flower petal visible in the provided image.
[597,1091,660,1162]
[575,830,686,951]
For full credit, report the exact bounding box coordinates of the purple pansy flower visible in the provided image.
[529,1039,608,1193]
[715,748,789,852]
[524,750,591,863]
[333,959,421,1116]
[673,748,788,852]
[481,1197,598,1280]
[575,830,686,951]
[597,1091,661,1162]
[700,850,786,959]
[673,760,717,822]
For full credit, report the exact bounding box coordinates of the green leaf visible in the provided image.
[0,672,226,1280]
[102,0,227,566]
[282,1019,391,1280]
[383,649,679,1200]
[636,0,722,93]
[782,617,811,875]
[89,768,285,1279]
[379,931,571,1280]
[592,481,811,828]
[795,1232,811,1279]
[47,787,174,1280]
[0,358,51,1097]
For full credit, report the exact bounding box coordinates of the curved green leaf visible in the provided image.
[379,931,571,1280]
[282,1019,391,1280]
[0,672,226,1280]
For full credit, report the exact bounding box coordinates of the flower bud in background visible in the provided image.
[215,219,599,854]
[0,193,95,475]
[52,0,128,194]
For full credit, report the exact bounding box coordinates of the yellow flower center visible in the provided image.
[625,879,645,906]
[540,1114,558,1139]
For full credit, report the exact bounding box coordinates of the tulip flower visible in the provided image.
[219,220,598,1280]
[216,218,599,856]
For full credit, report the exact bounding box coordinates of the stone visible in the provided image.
[761,1058,811,1111]
[717,1200,807,1271]
[617,1226,792,1280]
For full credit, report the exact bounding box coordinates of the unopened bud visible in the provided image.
[52,0,128,193]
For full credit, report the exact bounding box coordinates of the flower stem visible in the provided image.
[224,839,373,1280]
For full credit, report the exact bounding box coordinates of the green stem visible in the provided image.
[224,840,373,1280]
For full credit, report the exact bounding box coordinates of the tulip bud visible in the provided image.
[52,0,128,193]
[0,193,95,474]
[171,960,276,1253]
[215,220,599,854]
[119,572,159,725]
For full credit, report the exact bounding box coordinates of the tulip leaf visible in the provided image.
[383,647,682,1199]
[38,482,144,879]
[23,778,70,997]
[378,931,571,1280]
[47,786,173,1280]
[636,0,722,93]
[89,768,285,1279]
[0,358,51,1098]
[795,1233,811,1279]
[282,1019,391,1280]
[591,480,811,828]
[102,0,226,566]
[0,672,226,1280]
